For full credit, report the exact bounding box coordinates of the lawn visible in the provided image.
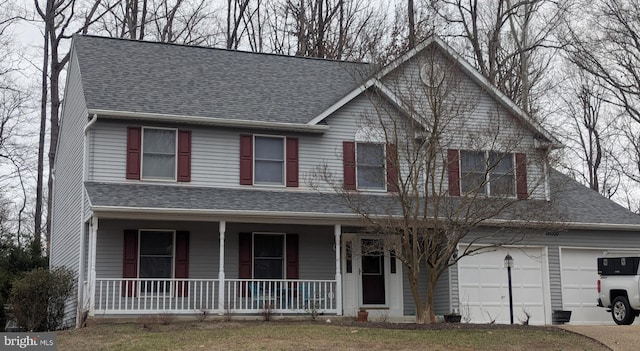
[56,319,609,351]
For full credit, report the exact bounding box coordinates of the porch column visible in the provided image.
[218,221,226,314]
[88,216,98,317]
[334,224,343,315]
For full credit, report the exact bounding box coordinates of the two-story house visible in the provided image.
[51,34,640,328]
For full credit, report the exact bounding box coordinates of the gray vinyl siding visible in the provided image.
[50,50,89,326]
[448,228,640,313]
[95,221,336,281]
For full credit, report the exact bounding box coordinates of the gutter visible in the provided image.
[88,109,329,134]
[89,205,640,231]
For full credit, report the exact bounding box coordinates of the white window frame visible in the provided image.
[137,229,176,296]
[459,150,516,197]
[356,142,387,192]
[141,127,178,182]
[252,232,286,279]
[253,135,286,187]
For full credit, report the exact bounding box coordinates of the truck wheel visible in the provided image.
[612,296,636,325]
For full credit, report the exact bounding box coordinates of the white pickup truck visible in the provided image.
[597,257,640,325]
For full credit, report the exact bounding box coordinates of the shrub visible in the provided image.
[8,267,75,331]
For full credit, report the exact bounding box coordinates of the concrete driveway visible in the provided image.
[561,325,640,351]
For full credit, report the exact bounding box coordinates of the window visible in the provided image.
[254,136,285,185]
[357,143,385,190]
[142,128,176,180]
[253,234,285,279]
[459,150,515,197]
[139,230,174,293]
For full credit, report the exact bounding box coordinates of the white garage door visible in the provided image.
[458,246,548,325]
[560,248,613,324]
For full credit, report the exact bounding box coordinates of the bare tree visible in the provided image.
[432,0,566,115]
[313,48,557,323]
[557,67,620,197]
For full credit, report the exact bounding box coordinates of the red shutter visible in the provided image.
[448,149,460,196]
[175,231,189,297]
[240,135,253,185]
[286,137,299,187]
[286,234,299,279]
[516,153,528,199]
[238,233,252,296]
[126,127,141,180]
[386,143,398,192]
[343,141,356,190]
[122,230,138,297]
[177,130,191,182]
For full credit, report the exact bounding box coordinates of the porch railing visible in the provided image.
[224,279,337,314]
[92,278,337,315]
[94,278,218,314]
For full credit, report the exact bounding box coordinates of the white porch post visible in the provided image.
[334,224,343,315]
[218,221,226,314]
[88,216,98,317]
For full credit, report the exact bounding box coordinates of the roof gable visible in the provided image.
[308,36,561,147]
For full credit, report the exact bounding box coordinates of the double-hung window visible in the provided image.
[142,128,177,180]
[138,230,174,293]
[253,233,285,279]
[254,136,285,186]
[459,150,515,197]
[356,143,386,190]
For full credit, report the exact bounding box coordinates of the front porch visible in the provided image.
[92,278,337,315]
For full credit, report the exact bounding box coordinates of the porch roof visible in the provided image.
[84,171,640,230]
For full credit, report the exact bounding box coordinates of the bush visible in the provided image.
[8,267,75,331]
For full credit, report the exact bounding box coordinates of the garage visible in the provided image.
[457,246,549,325]
[560,248,614,324]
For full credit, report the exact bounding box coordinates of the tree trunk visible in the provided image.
[407,0,415,48]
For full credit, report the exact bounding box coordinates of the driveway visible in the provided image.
[561,325,640,351]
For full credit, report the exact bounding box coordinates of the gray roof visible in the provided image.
[84,170,640,228]
[73,35,373,124]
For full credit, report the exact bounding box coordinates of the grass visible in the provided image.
[56,320,609,351]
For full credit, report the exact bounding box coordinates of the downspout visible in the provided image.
[544,146,551,202]
[76,113,98,327]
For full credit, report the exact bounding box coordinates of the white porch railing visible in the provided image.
[94,278,218,314]
[93,278,337,315]
[224,279,337,314]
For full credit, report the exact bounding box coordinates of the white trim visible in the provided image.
[334,224,343,316]
[89,205,640,231]
[140,127,178,182]
[89,109,329,134]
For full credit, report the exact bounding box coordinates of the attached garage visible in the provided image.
[560,247,619,325]
[457,246,550,325]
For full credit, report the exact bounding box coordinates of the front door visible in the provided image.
[361,239,385,304]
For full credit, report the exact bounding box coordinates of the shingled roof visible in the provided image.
[84,170,640,229]
[72,35,373,124]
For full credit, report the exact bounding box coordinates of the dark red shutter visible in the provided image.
[122,230,138,297]
[177,130,191,182]
[448,149,460,196]
[126,127,141,180]
[240,135,253,185]
[175,231,190,297]
[238,233,252,296]
[286,234,299,279]
[343,141,356,190]
[286,137,299,187]
[386,143,398,192]
[516,153,528,199]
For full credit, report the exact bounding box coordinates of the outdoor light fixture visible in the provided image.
[504,254,514,325]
